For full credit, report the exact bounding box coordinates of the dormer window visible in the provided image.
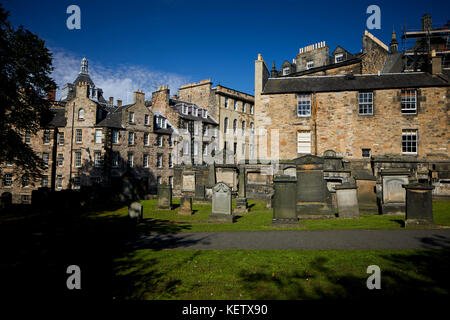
[182,104,188,115]
[193,107,198,117]
[335,54,344,63]
[283,67,290,75]
[202,109,208,118]
[306,61,314,70]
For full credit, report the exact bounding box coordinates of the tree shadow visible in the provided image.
[237,249,450,299]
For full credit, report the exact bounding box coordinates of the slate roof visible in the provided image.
[170,99,219,125]
[48,108,67,127]
[263,71,450,94]
[96,109,123,129]
[381,52,404,73]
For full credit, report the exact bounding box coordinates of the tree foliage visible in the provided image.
[0,5,56,178]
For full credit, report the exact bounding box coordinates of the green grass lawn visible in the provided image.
[94,199,450,233]
[112,248,450,299]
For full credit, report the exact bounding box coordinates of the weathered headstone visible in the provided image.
[354,169,378,214]
[209,182,234,223]
[381,169,409,215]
[234,165,248,214]
[194,184,205,201]
[156,183,172,210]
[178,197,193,216]
[272,175,299,225]
[335,184,360,218]
[403,183,435,228]
[128,202,143,222]
[295,155,333,218]
[182,171,196,193]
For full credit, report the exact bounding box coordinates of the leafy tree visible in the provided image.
[0,5,56,178]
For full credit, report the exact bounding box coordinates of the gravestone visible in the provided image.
[295,155,333,218]
[182,171,196,193]
[381,169,410,215]
[354,169,378,214]
[205,162,216,199]
[403,183,435,228]
[128,202,143,222]
[234,165,248,214]
[272,175,299,225]
[156,183,172,210]
[194,184,206,201]
[209,182,234,223]
[335,184,360,218]
[178,197,193,216]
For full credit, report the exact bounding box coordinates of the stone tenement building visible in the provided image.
[177,79,255,163]
[0,59,179,203]
[255,27,450,197]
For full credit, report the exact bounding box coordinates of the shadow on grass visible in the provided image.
[237,249,450,299]
[0,202,198,300]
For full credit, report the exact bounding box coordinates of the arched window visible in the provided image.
[250,122,254,135]
[224,117,228,134]
[242,121,246,135]
[233,119,237,135]
[78,108,84,120]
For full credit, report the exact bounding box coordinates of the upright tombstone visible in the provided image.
[194,184,206,201]
[234,165,248,214]
[182,171,196,195]
[128,202,143,222]
[156,183,172,210]
[205,162,216,199]
[178,197,193,216]
[335,184,360,218]
[354,169,378,214]
[272,175,299,225]
[380,169,410,215]
[209,182,234,223]
[403,183,435,228]
[295,155,333,218]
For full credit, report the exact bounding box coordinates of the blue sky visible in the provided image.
[3,0,449,101]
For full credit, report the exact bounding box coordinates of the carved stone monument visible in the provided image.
[156,183,172,210]
[209,182,234,223]
[295,155,333,218]
[380,169,410,215]
[272,175,299,225]
[178,197,193,216]
[335,184,360,218]
[403,183,435,228]
[234,165,248,214]
[128,201,143,222]
[182,171,196,193]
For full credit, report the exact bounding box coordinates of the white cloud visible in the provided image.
[50,48,190,103]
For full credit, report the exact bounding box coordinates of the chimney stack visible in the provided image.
[109,97,114,105]
[117,99,122,107]
[431,50,442,75]
[46,88,56,101]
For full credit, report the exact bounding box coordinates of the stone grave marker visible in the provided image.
[156,183,172,210]
[403,183,435,228]
[178,197,193,216]
[272,175,298,225]
[209,182,234,223]
[128,202,143,222]
[381,169,410,214]
[234,165,248,214]
[295,155,333,218]
[335,183,360,218]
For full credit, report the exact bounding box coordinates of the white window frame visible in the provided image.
[112,130,119,144]
[401,89,417,114]
[358,92,374,115]
[4,173,12,186]
[58,132,64,145]
[225,97,229,109]
[157,154,163,168]
[283,67,290,75]
[233,119,237,135]
[144,133,150,146]
[57,153,64,167]
[297,94,311,117]
[193,141,198,156]
[143,154,149,168]
[144,114,149,125]
[75,129,82,143]
[128,153,134,168]
[250,105,254,115]
[402,129,418,154]
[233,101,237,111]
[129,111,135,123]
[75,151,81,168]
[128,132,134,145]
[78,109,84,120]
[42,152,49,166]
[335,54,344,63]
[95,129,102,144]
[306,61,314,69]
[43,130,51,144]
[94,152,103,168]
[297,131,312,154]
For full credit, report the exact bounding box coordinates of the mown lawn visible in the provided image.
[112,248,450,299]
[94,199,450,232]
